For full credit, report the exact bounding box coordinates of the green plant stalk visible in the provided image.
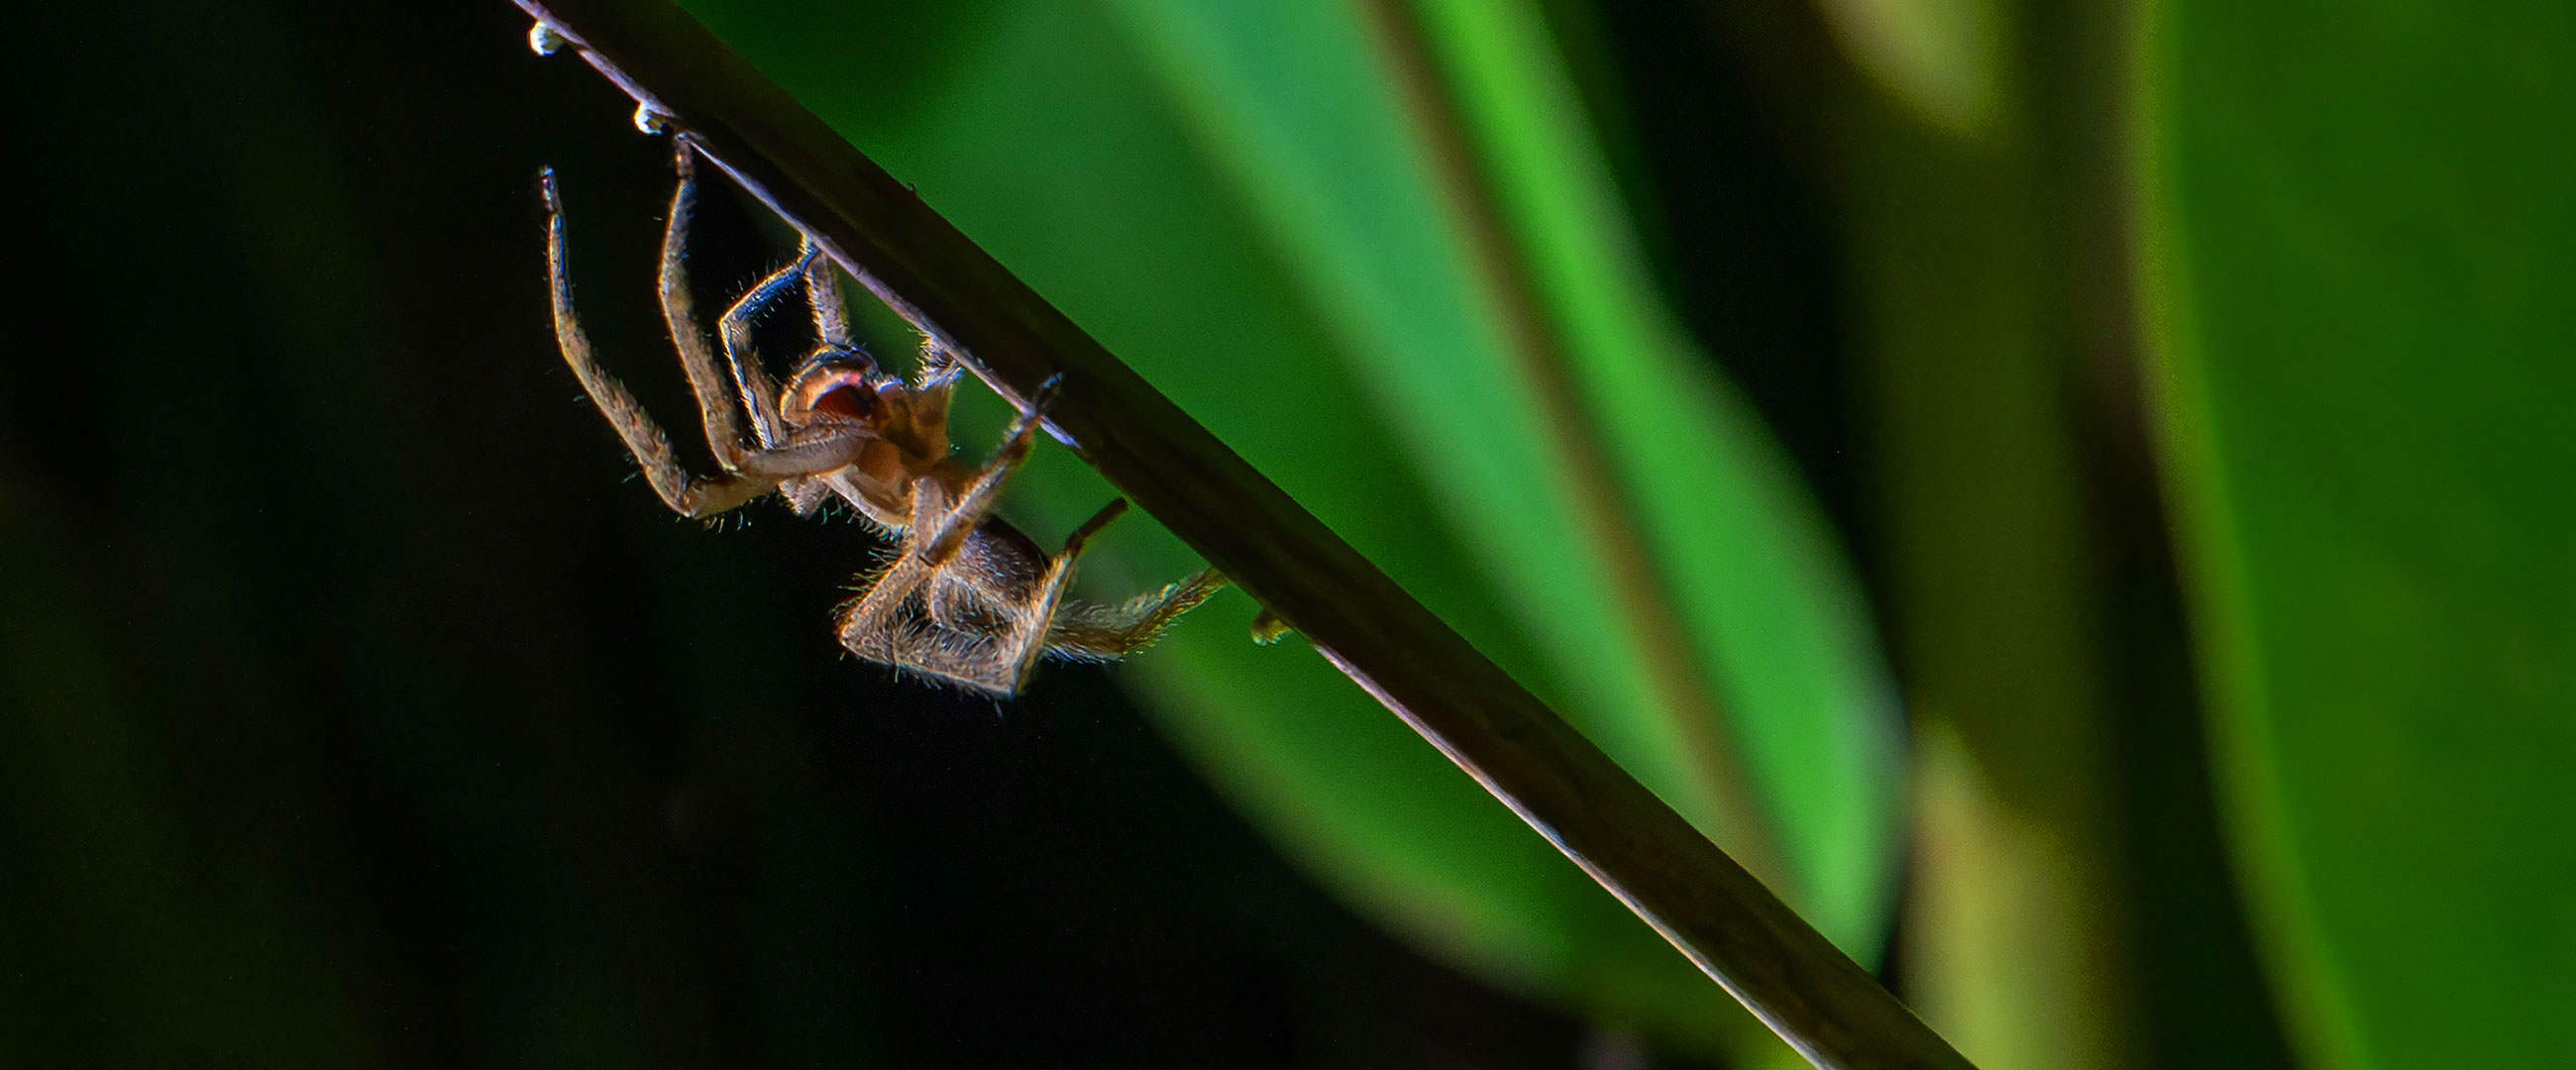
[508,1,1971,1065]
[1835,69,2133,1070]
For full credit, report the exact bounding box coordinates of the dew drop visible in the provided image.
[633,101,675,136]
[527,22,567,56]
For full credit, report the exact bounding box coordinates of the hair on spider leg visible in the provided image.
[805,495,852,525]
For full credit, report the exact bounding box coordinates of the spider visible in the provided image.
[540,146,1226,696]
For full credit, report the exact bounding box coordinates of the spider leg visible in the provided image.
[834,479,954,678]
[1045,567,1231,661]
[655,145,764,474]
[986,497,1131,690]
[915,376,1059,565]
[544,166,868,518]
[834,551,940,674]
[718,244,839,515]
[866,499,1125,696]
[545,168,762,516]
[779,476,833,518]
[836,487,1210,694]
[806,243,855,349]
[908,338,961,450]
[717,245,809,449]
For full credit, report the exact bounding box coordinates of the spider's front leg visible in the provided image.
[541,165,866,518]
[654,146,764,475]
[718,242,833,514]
[717,242,830,451]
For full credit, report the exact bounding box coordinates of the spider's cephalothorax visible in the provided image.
[541,146,1224,696]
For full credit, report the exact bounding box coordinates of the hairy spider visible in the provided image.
[540,146,1225,696]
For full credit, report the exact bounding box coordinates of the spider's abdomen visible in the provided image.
[918,517,1048,640]
[951,517,1047,597]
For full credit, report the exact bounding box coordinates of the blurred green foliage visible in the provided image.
[2145,0,2576,1066]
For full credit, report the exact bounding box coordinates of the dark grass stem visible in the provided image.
[508,3,1972,1066]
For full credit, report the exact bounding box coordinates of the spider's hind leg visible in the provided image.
[1045,567,1231,662]
[987,496,1131,693]
[837,493,1128,696]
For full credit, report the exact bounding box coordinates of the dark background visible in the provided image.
[0,1,1611,1064]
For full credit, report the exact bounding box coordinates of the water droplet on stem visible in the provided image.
[527,22,568,56]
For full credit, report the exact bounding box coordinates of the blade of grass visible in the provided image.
[507,2,1971,1065]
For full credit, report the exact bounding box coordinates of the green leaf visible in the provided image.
[2143,1,2576,1066]
[1392,0,1903,951]
[681,0,1902,1051]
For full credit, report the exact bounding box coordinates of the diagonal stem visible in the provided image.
[509,2,1972,1066]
